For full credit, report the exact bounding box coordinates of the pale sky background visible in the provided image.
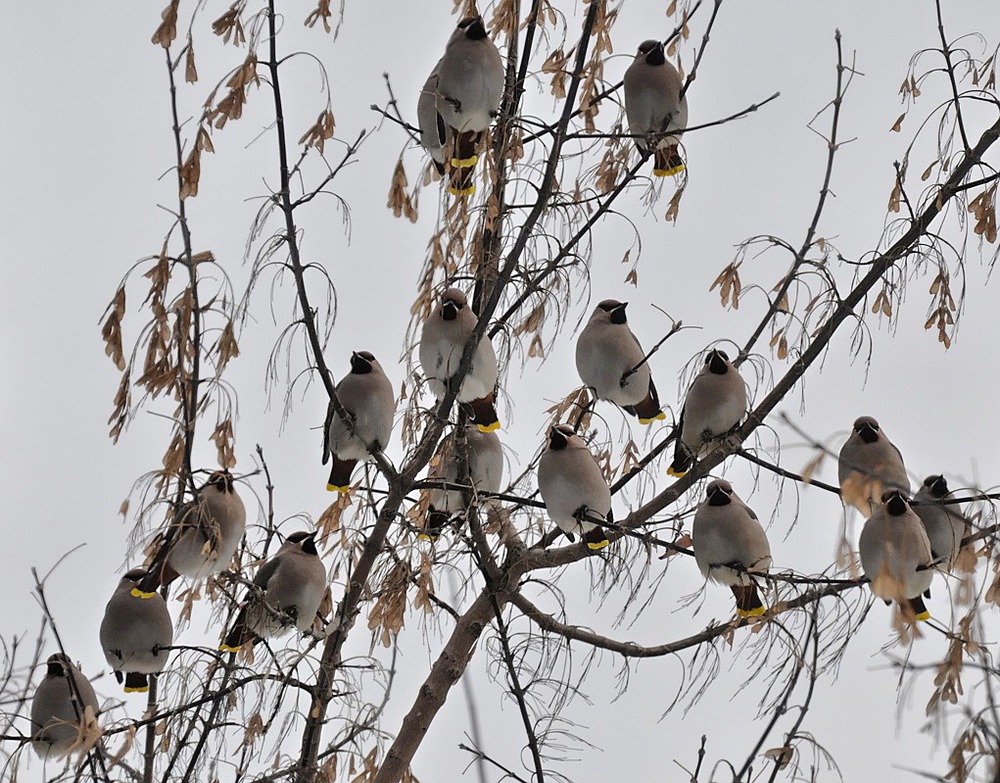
[3,1,1000,781]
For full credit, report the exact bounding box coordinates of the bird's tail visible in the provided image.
[583,526,610,551]
[463,395,500,433]
[731,585,766,618]
[667,440,692,478]
[632,386,666,426]
[448,131,481,196]
[220,607,259,652]
[418,506,451,541]
[326,458,357,493]
[906,596,931,622]
[123,672,149,693]
[653,144,685,177]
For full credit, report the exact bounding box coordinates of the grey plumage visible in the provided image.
[692,480,772,617]
[858,489,934,620]
[418,16,504,195]
[913,475,970,570]
[624,39,689,177]
[145,471,247,595]
[575,299,664,424]
[323,351,396,492]
[418,287,500,432]
[537,425,612,550]
[30,653,100,759]
[838,416,909,516]
[99,569,173,693]
[221,531,327,651]
[423,425,504,539]
[668,349,747,477]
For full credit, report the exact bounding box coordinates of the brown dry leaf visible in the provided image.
[213,3,246,45]
[386,159,417,222]
[210,419,237,469]
[299,109,337,155]
[413,552,436,614]
[179,146,201,200]
[710,263,742,310]
[215,320,241,371]
[659,533,692,560]
[527,334,545,358]
[111,724,136,766]
[541,47,570,99]
[890,113,905,132]
[887,181,901,213]
[764,746,793,770]
[101,287,127,371]
[305,0,335,32]
[151,0,179,48]
[244,712,265,746]
[317,493,352,539]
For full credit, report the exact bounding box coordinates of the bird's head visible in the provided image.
[882,489,909,516]
[350,351,377,375]
[440,287,468,321]
[286,530,319,556]
[853,416,881,444]
[923,474,949,499]
[45,653,72,678]
[458,16,489,41]
[597,299,628,325]
[548,424,576,451]
[206,469,234,493]
[637,39,665,66]
[705,479,734,506]
[706,349,730,375]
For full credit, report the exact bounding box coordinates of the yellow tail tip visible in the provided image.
[666,467,687,478]
[130,588,157,599]
[219,643,242,653]
[639,412,667,425]
[123,685,150,694]
[416,532,437,542]
[326,483,350,493]
[915,610,931,622]
[449,185,476,196]
[737,606,767,619]
[653,164,685,177]
[451,155,479,168]
[476,421,501,433]
[586,539,610,551]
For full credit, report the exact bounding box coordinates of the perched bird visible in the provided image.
[418,16,504,196]
[323,351,396,493]
[692,480,772,618]
[859,490,935,621]
[837,416,909,516]
[30,653,100,759]
[220,531,327,652]
[575,299,665,425]
[913,475,970,570]
[99,569,173,693]
[422,425,504,539]
[135,470,247,596]
[668,349,747,477]
[419,287,500,432]
[623,39,689,177]
[537,425,612,550]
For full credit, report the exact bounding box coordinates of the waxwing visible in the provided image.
[221,532,327,651]
[858,490,934,621]
[136,470,247,597]
[575,299,665,424]
[668,349,747,477]
[913,475,970,570]
[838,416,909,516]
[419,287,500,432]
[624,39,688,177]
[422,425,503,539]
[30,653,100,759]
[537,425,612,550]
[692,480,772,617]
[100,569,173,693]
[419,16,504,195]
[324,351,396,493]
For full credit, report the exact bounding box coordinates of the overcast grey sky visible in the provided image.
[3,1,1000,781]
